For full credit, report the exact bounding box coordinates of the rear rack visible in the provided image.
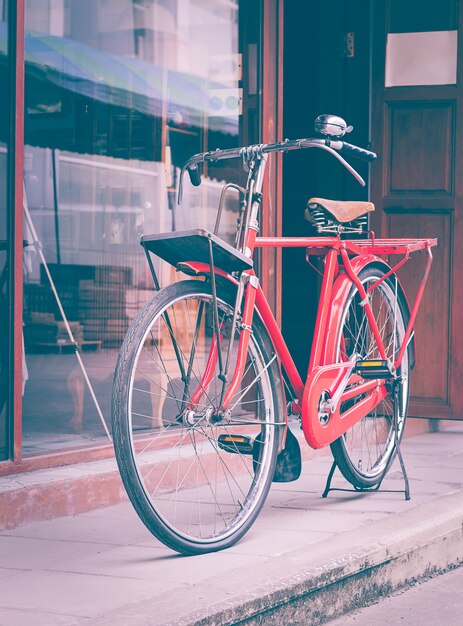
[254,236,437,256]
[342,237,437,256]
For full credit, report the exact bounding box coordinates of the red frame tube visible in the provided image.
[394,246,433,368]
[221,279,258,410]
[187,333,221,408]
[255,285,305,398]
[308,250,338,372]
[340,247,387,360]
[255,236,339,248]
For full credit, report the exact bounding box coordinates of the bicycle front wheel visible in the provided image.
[330,265,411,489]
[112,279,284,554]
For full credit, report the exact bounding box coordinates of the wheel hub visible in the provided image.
[182,406,227,427]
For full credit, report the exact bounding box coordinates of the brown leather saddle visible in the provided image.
[305,197,374,234]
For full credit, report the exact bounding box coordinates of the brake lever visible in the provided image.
[178,154,204,204]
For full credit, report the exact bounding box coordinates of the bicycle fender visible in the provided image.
[176,261,239,286]
[322,255,415,368]
[177,262,273,334]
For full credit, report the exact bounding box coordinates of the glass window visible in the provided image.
[0,0,10,460]
[385,31,458,87]
[22,0,261,454]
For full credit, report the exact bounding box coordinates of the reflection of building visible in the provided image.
[2,0,462,524]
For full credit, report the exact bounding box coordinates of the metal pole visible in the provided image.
[23,185,112,441]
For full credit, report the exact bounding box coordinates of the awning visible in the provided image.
[0,22,238,135]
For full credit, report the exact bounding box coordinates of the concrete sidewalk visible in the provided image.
[1,424,463,625]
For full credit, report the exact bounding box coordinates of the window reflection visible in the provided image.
[22,0,260,453]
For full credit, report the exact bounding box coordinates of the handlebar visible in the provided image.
[187,164,201,187]
[179,136,377,202]
[339,141,377,162]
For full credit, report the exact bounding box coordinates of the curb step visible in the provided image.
[84,490,463,626]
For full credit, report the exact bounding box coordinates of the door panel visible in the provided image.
[388,212,451,413]
[387,102,454,194]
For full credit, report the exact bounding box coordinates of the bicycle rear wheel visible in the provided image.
[112,279,284,554]
[330,265,411,489]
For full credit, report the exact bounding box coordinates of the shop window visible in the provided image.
[22,0,261,453]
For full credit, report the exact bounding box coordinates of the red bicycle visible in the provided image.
[112,114,436,555]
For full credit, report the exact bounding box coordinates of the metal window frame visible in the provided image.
[7,0,24,463]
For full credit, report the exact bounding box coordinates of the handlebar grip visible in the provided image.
[187,164,201,186]
[341,142,377,162]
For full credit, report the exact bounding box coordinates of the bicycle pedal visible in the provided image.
[355,359,396,379]
[218,434,253,455]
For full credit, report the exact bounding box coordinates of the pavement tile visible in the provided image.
[263,489,322,510]
[401,442,462,457]
[0,567,24,580]
[0,535,114,570]
[255,504,385,534]
[225,526,331,557]
[77,502,137,522]
[0,607,84,626]
[0,514,153,546]
[0,570,173,618]
[43,543,267,582]
[407,463,463,484]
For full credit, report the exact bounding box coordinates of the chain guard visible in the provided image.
[302,362,388,449]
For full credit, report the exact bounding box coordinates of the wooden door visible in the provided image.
[370,0,463,419]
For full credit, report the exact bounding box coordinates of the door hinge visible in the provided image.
[344,32,355,58]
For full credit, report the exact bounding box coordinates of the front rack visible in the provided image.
[141,229,253,274]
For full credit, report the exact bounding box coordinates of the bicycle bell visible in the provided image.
[314,114,353,138]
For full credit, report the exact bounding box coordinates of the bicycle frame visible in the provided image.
[144,136,436,451]
[181,234,434,449]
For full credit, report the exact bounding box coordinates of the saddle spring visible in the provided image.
[306,204,369,235]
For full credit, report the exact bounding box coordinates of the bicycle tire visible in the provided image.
[329,265,411,489]
[112,279,284,554]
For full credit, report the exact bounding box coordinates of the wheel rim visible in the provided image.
[127,289,277,546]
[337,273,409,479]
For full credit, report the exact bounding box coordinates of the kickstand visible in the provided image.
[322,379,410,501]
